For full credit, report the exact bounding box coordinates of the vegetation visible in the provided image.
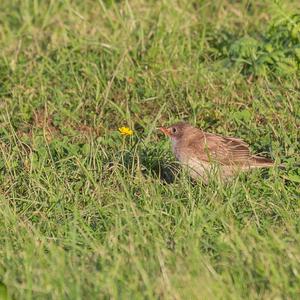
[0,0,299,299]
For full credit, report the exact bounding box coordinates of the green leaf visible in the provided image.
[233,109,252,122]
[291,24,300,40]
[276,58,298,74]
[0,282,9,300]
[287,173,300,183]
[295,48,300,60]
[265,44,273,53]
[282,172,300,183]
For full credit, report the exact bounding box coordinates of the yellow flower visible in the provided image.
[118,126,133,136]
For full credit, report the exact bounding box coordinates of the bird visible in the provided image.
[159,122,275,182]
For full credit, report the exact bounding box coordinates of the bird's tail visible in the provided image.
[250,156,274,168]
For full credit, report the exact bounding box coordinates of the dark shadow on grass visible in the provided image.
[146,161,180,184]
[139,150,180,184]
[116,147,180,184]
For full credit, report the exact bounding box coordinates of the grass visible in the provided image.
[0,0,300,299]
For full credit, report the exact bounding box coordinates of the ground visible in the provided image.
[0,0,300,299]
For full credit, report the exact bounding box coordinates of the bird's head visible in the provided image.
[158,122,192,141]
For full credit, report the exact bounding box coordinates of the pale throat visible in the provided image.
[171,138,181,160]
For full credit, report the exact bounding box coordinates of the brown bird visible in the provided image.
[159,122,274,182]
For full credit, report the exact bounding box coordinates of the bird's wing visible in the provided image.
[194,133,253,165]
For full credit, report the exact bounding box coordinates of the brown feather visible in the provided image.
[186,133,252,166]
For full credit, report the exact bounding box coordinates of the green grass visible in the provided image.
[0,0,300,299]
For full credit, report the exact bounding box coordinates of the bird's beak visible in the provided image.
[158,127,171,136]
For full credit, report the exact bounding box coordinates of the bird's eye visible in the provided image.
[171,127,177,134]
